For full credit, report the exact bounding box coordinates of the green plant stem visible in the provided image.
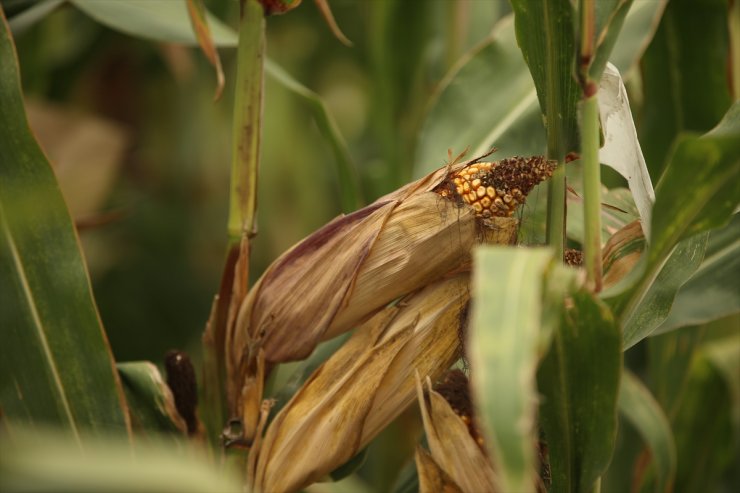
[228,0,264,241]
[581,94,602,291]
[579,0,603,292]
[202,0,265,446]
[546,165,566,262]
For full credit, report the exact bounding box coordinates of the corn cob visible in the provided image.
[436,156,555,220]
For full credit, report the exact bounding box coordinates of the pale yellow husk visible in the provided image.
[416,446,464,493]
[416,376,499,493]
[249,275,470,493]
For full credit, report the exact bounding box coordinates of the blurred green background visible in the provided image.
[9,0,509,364]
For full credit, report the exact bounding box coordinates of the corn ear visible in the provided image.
[226,156,555,415]
[249,275,470,493]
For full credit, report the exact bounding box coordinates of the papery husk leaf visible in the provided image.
[250,276,469,493]
[602,219,645,290]
[417,376,498,493]
[416,446,464,493]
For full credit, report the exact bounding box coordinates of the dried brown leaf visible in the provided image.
[417,376,498,493]
[416,446,464,493]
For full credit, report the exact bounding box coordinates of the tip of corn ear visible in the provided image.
[436,156,557,219]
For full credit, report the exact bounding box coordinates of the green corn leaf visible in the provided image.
[510,0,579,159]
[71,0,237,46]
[0,427,240,492]
[470,247,581,492]
[654,213,740,334]
[537,290,622,493]
[607,102,740,348]
[117,362,187,436]
[265,60,363,212]
[639,0,733,180]
[414,3,666,177]
[0,10,130,439]
[618,370,677,493]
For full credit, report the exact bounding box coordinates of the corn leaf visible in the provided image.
[587,0,634,80]
[468,247,554,493]
[0,427,240,492]
[265,60,363,212]
[654,213,740,335]
[415,16,544,177]
[639,0,733,179]
[415,3,666,177]
[597,64,655,239]
[607,102,740,348]
[185,0,225,100]
[618,370,676,493]
[510,0,579,159]
[0,10,130,439]
[606,0,667,74]
[71,0,237,46]
[537,290,622,493]
[7,0,63,34]
[669,336,740,493]
[117,362,187,435]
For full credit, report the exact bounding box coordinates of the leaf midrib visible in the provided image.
[0,200,80,443]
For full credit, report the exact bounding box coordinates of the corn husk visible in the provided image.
[415,446,464,493]
[416,375,499,493]
[226,155,555,439]
[248,275,470,493]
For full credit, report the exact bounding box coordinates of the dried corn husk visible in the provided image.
[416,375,499,493]
[249,275,470,493]
[416,446,464,493]
[226,156,555,420]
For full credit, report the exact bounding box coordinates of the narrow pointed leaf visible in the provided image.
[415,16,544,177]
[265,60,363,211]
[655,213,740,334]
[537,290,622,493]
[588,0,634,80]
[639,0,733,179]
[607,0,666,74]
[669,337,739,492]
[0,427,241,492]
[415,5,664,177]
[186,0,225,100]
[606,102,740,347]
[510,0,580,158]
[71,0,237,46]
[7,0,63,34]
[618,370,676,493]
[0,11,130,438]
[117,362,187,435]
